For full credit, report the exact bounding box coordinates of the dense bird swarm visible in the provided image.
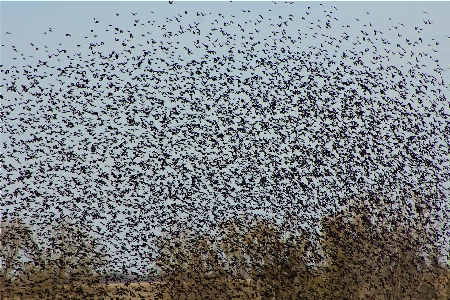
[1,2,450,298]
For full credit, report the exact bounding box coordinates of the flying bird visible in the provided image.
[2,3,448,296]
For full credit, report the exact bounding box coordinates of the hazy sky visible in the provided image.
[2,1,450,274]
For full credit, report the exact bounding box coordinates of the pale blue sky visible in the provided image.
[2,1,450,274]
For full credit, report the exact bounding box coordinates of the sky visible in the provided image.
[2,1,450,274]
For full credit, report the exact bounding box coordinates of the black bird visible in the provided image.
[2,3,448,295]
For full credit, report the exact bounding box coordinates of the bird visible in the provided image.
[2,3,449,295]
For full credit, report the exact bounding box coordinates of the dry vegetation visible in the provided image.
[2,191,450,300]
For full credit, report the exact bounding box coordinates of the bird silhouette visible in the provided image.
[1,2,449,294]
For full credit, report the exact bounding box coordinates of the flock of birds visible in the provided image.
[2,2,449,277]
